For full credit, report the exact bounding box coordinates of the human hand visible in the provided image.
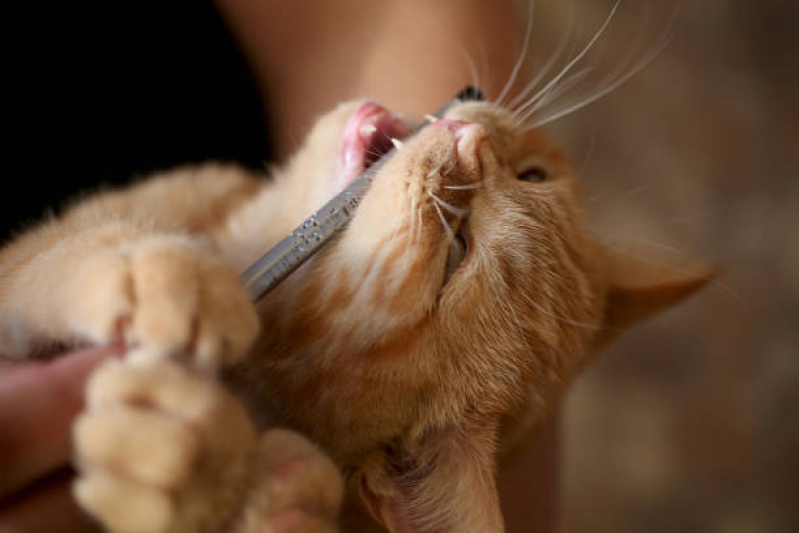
[0,347,119,532]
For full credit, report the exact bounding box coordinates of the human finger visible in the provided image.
[0,346,120,498]
[0,467,99,532]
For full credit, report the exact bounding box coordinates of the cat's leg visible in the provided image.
[0,164,266,366]
[238,428,343,533]
[0,226,259,370]
[74,358,343,533]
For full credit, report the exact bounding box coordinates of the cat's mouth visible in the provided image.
[335,103,411,193]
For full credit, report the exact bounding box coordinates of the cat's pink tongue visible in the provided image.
[336,103,410,193]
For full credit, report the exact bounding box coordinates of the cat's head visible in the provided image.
[268,97,711,531]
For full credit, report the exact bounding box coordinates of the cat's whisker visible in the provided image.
[429,191,469,218]
[575,131,597,178]
[520,291,603,331]
[427,160,447,180]
[443,181,485,191]
[388,199,409,242]
[508,5,576,112]
[429,195,455,242]
[458,46,484,99]
[416,208,424,245]
[478,40,492,101]
[408,195,418,244]
[598,237,749,311]
[514,0,621,121]
[496,0,535,107]
[409,194,425,246]
[518,67,595,123]
[502,298,536,360]
[442,155,457,177]
[642,214,711,227]
[532,1,652,122]
[526,2,680,129]
[587,182,657,204]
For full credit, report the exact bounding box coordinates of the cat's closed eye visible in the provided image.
[443,231,468,285]
[517,166,548,182]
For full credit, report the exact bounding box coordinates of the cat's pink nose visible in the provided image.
[435,118,469,133]
[452,123,490,178]
[435,119,489,152]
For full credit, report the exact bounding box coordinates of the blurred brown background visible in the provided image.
[512,1,799,531]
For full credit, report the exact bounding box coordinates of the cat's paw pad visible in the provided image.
[73,359,257,533]
[240,429,344,533]
[67,237,259,370]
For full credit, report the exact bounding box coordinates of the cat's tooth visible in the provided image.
[424,114,438,124]
[360,123,377,136]
[390,137,405,150]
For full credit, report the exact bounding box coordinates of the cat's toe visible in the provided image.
[74,471,175,533]
[124,239,259,369]
[66,237,259,370]
[191,256,260,370]
[74,407,200,487]
[238,429,343,532]
[74,359,257,532]
[68,251,136,345]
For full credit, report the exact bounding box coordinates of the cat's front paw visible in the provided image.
[73,359,257,533]
[239,429,344,533]
[66,236,258,370]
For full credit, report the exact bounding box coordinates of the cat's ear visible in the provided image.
[357,424,503,532]
[595,244,715,349]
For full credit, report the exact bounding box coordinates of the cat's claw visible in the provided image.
[66,236,259,371]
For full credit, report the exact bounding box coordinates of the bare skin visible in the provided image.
[0,348,115,532]
[216,0,528,158]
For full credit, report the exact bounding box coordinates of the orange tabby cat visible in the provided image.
[0,97,709,532]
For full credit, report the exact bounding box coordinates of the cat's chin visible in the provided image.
[335,102,410,193]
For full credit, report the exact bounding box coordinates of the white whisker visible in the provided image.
[515,0,621,119]
[388,197,408,242]
[429,191,469,218]
[521,291,603,330]
[430,197,455,242]
[478,40,492,100]
[527,2,680,129]
[522,67,596,120]
[505,299,536,359]
[427,159,447,180]
[508,6,576,112]
[459,47,482,96]
[416,208,424,244]
[443,181,485,191]
[576,131,596,177]
[408,194,418,244]
[599,238,749,311]
[588,183,657,204]
[496,0,535,106]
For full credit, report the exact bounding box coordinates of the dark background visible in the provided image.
[3,2,268,241]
